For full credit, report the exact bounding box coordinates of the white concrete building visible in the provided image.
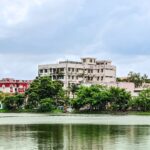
[38,57,116,88]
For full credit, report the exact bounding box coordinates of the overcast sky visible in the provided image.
[0,0,150,79]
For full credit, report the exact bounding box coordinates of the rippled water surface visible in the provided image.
[0,113,150,150]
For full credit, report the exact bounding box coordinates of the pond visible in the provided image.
[0,113,150,150]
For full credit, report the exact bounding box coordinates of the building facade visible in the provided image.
[38,57,116,88]
[0,78,32,94]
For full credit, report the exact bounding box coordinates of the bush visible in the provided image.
[38,98,54,112]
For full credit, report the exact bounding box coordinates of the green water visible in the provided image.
[0,114,150,150]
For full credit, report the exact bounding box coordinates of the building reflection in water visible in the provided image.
[0,124,150,150]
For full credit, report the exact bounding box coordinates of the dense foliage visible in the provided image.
[72,85,131,112]
[1,77,65,112]
[3,94,25,110]
[25,76,65,111]
[38,98,54,112]
[1,76,150,113]
[129,89,150,111]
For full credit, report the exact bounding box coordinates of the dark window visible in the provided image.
[60,68,64,72]
[40,69,43,73]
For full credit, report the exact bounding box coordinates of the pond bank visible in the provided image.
[1,113,150,125]
[1,109,150,116]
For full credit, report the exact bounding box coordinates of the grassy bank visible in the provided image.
[1,109,150,115]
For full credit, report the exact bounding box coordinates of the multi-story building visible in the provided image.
[0,78,32,94]
[38,57,116,88]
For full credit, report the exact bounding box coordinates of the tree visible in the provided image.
[3,94,25,110]
[0,92,5,102]
[38,98,54,112]
[117,72,149,87]
[69,83,79,99]
[127,72,150,88]
[129,89,150,111]
[128,72,143,88]
[107,87,131,111]
[26,76,65,109]
[72,85,109,111]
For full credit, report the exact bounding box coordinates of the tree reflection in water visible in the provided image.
[0,124,150,150]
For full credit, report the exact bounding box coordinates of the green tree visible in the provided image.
[69,83,79,99]
[26,76,65,109]
[3,94,25,110]
[72,85,109,111]
[0,92,5,102]
[128,72,143,88]
[129,89,150,111]
[108,87,131,111]
[127,72,149,88]
[38,98,54,112]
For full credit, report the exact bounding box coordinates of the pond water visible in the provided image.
[0,114,150,150]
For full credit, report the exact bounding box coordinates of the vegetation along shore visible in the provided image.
[0,76,150,114]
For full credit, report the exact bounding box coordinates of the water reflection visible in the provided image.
[0,124,150,150]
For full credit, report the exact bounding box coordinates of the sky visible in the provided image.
[0,0,150,79]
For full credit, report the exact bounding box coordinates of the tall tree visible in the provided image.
[26,76,65,109]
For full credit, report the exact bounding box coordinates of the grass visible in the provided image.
[1,108,150,116]
[128,111,150,115]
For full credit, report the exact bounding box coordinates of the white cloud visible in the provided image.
[1,0,150,79]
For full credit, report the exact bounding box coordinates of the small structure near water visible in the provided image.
[0,101,3,109]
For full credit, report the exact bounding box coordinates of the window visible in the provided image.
[45,69,48,73]
[90,59,92,62]
[40,69,43,73]
[53,76,56,79]
[60,76,64,79]
[60,68,64,72]
[97,69,99,73]
[101,69,103,73]
[72,76,74,79]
